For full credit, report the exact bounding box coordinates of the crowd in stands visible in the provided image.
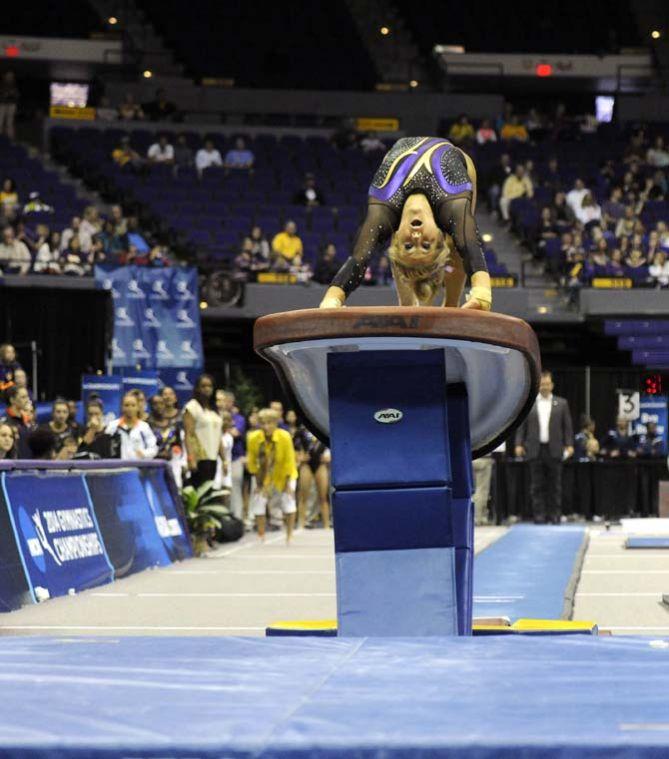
[0,182,171,275]
[446,105,669,295]
[0,346,332,544]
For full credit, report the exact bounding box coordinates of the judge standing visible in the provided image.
[514,370,574,524]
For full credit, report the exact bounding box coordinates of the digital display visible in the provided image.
[50,82,89,108]
[595,95,615,123]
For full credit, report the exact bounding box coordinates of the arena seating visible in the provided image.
[0,137,86,230]
[136,0,377,90]
[605,319,669,369]
[49,125,513,277]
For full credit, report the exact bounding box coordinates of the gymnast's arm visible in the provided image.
[438,195,492,311]
[319,203,395,308]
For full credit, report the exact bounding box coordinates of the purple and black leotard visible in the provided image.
[331,137,487,296]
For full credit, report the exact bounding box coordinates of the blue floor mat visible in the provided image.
[627,537,669,549]
[0,635,668,757]
[474,525,586,620]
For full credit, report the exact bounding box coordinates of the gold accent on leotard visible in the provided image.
[402,141,450,187]
[375,137,430,189]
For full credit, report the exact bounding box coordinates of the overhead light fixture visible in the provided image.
[199,301,208,310]
[108,16,118,25]
[142,69,153,79]
[482,233,493,243]
[409,79,419,88]
[380,26,390,36]
[651,29,661,39]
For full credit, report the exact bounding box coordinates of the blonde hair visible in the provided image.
[257,408,280,424]
[388,231,451,304]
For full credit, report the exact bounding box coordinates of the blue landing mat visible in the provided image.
[627,537,669,549]
[1,635,669,757]
[474,525,586,620]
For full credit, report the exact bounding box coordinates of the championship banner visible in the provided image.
[633,395,668,452]
[2,472,114,603]
[121,369,160,401]
[81,374,123,424]
[96,265,203,371]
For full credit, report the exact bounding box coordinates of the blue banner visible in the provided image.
[121,369,160,401]
[634,395,668,454]
[2,472,114,602]
[0,462,192,610]
[158,368,200,408]
[81,374,123,425]
[96,266,203,371]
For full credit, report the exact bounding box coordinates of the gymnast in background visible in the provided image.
[319,137,492,310]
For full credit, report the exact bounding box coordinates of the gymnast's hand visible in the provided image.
[319,286,346,309]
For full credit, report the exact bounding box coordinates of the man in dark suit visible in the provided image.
[514,370,574,523]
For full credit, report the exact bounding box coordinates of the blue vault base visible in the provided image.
[1,635,669,758]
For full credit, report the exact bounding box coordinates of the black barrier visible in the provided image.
[493,459,669,523]
[0,460,191,612]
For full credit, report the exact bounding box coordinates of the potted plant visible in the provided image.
[180,481,230,556]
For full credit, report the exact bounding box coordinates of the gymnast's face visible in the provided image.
[396,196,441,264]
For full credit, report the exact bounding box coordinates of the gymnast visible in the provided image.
[319,137,492,310]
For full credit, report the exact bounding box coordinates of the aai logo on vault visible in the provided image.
[374,408,403,424]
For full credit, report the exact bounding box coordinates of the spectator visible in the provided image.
[288,411,331,529]
[360,131,386,153]
[215,389,246,522]
[16,220,39,254]
[13,368,28,392]
[312,243,340,284]
[534,207,558,259]
[118,93,144,121]
[499,164,533,222]
[106,392,158,460]
[602,417,638,458]
[39,399,74,457]
[602,187,625,223]
[573,415,600,461]
[214,410,234,492]
[112,136,145,171]
[173,133,194,175]
[0,343,21,389]
[500,114,529,142]
[374,255,392,285]
[646,136,669,168]
[542,157,563,193]
[293,173,326,207]
[649,250,669,287]
[148,394,180,458]
[249,225,270,262]
[147,134,175,165]
[0,178,18,215]
[472,452,493,526]
[233,239,256,278]
[637,421,665,458]
[0,225,31,274]
[1,385,31,440]
[111,204,127,235]
[128,389,149,422]
[607,248,626,278]
[566,178,589,213]
[60,235,88,276]
[625,248,649,283]
[143,88,177,122]
[590,240,609,276]
[0,422,16,460]
[183,374,223,487]
[514,370,574,524]
[0,71,19,140]
[23,191,53,215]
[475,119,497,145]
[79,206,102,251]
[272,220,303,267]
[486,153,512,214]
[551,192,575,230]
[246,408,297,543]
[574,193,602,227]
[195,139,223,177]
[224,137,255,170]
[76,401,117,459]
[448,114,475,145]
[26,428,56,460]
[96,220,125,262]
[649,170,668,200]
[615,206,636,238]
[525,108,544,140]
[161,386,181,424]
[124,216,150,257]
